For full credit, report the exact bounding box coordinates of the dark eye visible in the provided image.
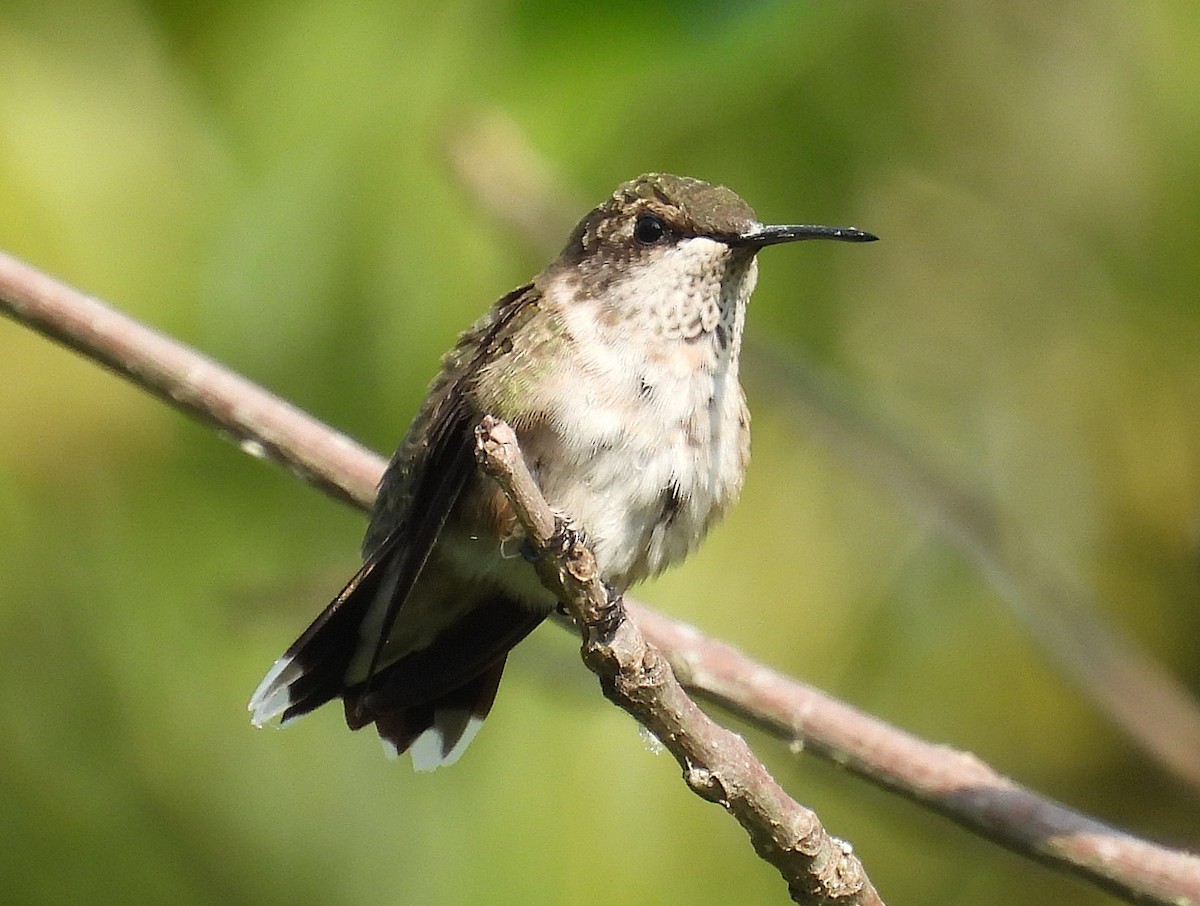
[634,214,667,244]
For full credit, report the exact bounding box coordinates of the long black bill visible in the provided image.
[736,223,878,247]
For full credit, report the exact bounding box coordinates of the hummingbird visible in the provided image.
[248,173,876,770]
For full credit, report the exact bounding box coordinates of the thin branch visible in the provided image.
[475,417,883,905]
[2,249,1199,904]
[0,251,382,511]
[631,606,1200,905]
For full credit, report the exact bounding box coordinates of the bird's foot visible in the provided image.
[520,515,583,564]
[546,515,584,557]
[591,582,626,637]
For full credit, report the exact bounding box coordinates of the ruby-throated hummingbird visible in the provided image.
[249,173,876,770]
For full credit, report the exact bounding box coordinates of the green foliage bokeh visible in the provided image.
[1,2,1197,904]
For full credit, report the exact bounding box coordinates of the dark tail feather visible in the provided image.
[354,657,509,770]
[338,594,545,768]
[247,557,383,727]
[250,555,547,770]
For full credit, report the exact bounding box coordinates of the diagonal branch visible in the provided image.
[2,248,1199,904]
[474,416,882,905]
[0,251,382,512]
[631,606,1200,904]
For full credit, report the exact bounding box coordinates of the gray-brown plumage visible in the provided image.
[249,174,875,769]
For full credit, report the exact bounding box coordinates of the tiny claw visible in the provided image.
[590,582,626,637]
[523,517,582,563]
[547,516,583,556]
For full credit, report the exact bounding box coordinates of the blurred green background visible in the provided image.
[1,2,1198,903]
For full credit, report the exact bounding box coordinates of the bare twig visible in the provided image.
[475,417,883,905]
[2,248,1199,904]
[0,251,381,511]
[632,606,1200,906]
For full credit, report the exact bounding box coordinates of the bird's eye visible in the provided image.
[634,214,667,245]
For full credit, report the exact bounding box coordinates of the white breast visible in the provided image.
[531,242,753,588]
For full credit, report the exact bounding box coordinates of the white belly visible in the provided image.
[532,353,749,589]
